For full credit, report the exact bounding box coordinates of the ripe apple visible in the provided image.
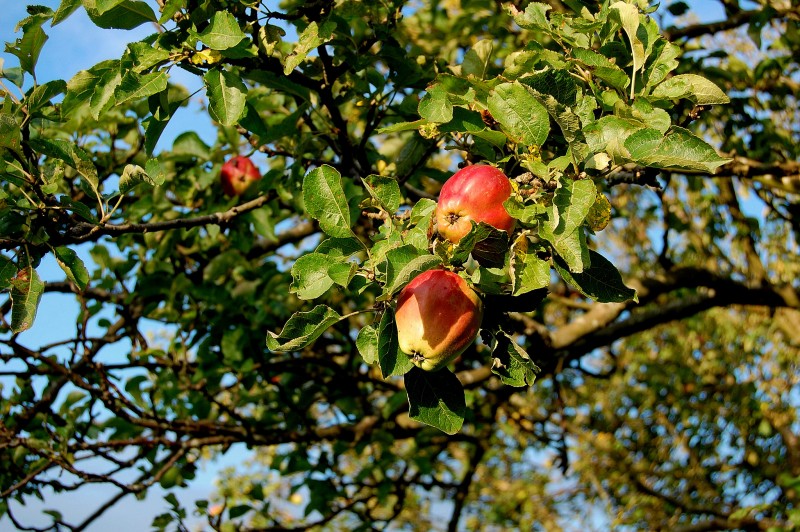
[436,164,515,243]
[221,155,261,196]
[395,269,483,371]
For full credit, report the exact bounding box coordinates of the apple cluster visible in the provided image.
[396,165,515,371]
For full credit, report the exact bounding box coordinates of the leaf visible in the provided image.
[489,331,539,387]
[52,0,82,25]
[583,115,646,161]
[28,138,99,194]
[651,74,730,105]
[89,68,122,120]
[198,11,247,50]
[487,81,549,146]
[290,253,336,300]
[611,1,644,98]
[83,0,157,30]
[363,175,401,214]
[381,247,442,300]
[5,12,49,75]
[266,305,343,352]
[624,126,731,172]
[539,178,596,272]
[586,192,612,232]
[302,165,354,238]
[114,71,168,105]
[645,41,681,89]
[356,325,378,365]
[0,114,21,152]
[119,163,161,194]
[328,262,357,288]
[203,68,247,127]
[10,266,45,333]
[283,21,335,75]
[462,39,494,79]
[0,256,16,290]
[509,236,550,296]
[405,366,465,435]
[503,197,546,225]
[512,2,551,31]
[553,249,637,303]
[378,308,414,378]
[26,80,67,116]
[418,87,453,124]
[54,247,89,291]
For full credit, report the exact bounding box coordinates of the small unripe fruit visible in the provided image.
[395,269,483,371]
[221,155,261,196]
[436,165,515,243]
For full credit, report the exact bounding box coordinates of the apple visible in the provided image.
[395,269,483,371]
[436,164,515,243]
[221,155,261,196]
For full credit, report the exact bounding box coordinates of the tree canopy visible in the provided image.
[1,0,799,530]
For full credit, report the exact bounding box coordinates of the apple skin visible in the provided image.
[436,164,515,243]
[395,269,483,372]
[221,155,261,196]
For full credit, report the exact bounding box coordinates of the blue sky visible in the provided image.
[1,0,736,530]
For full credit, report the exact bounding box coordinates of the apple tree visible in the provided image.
[1,0,799,530]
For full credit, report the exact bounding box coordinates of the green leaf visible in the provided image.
[266,305,343,352]
[328,262,357,288]
[54,247,89,291]
[509,237,550,296]
[53,0,82,25]
[28,138,99,194]
[363,175,401,214]
[315,237,364,258]
[203,68,247,127]
[488,331,539,387]
[651,74,730,105]
[644,41,680,89]
[198,11,247,50]
[487,81,549,146]
[5,12,49,75]
[512,2,552,31]
[553,249,637,303]
[291,253,336,300]
[381,247,442,300]
[378,308,414,378]
[503,197,546,225]
[83,0,156,30]
[302,165,354,238]
[405,366,465,435]
[89,68,122,120]
[0,256,16,290]
[283,21,335,75]
[462,39,494,79]
[418,87,453,124]
[114,71,168,105]
[10,266,44,333]
[0,114,21,152]
[611,1,644,98]
[356,325,378,364]
[26,80,67,116]
[539,178,596,272]
[624,126,731,172]
[583,115,646,161]
[119,164,161,194]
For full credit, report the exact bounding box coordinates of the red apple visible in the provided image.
[395,269,483,371]
[436,164,515,243]
[221,155,261,196]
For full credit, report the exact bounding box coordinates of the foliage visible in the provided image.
[0,0,799,530]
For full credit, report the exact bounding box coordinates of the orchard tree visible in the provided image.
[1,0,799,530]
